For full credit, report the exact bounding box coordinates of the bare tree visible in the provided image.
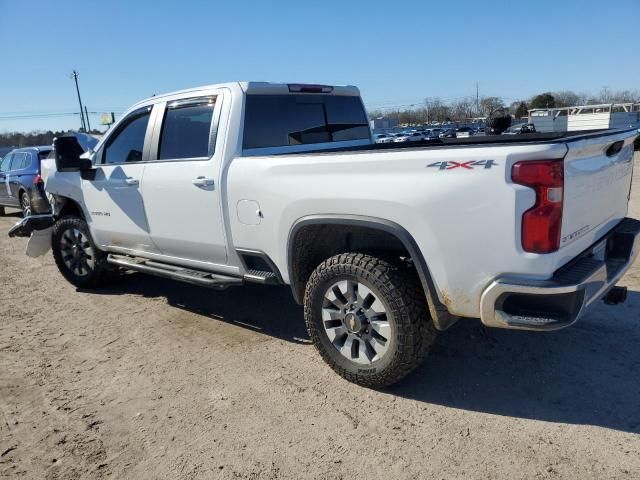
[479,96,505,116]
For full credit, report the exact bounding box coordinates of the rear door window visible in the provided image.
[9,153,28,171]
[243,94,370,149]
[158,97,216,160]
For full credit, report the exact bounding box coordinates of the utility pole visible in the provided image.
[71,70,87,132]
[84,106,92,132]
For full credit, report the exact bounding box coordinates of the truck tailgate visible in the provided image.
[561,129,637,250]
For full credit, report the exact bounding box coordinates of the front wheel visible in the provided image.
[304,253,436,388]
[52,216,111,288]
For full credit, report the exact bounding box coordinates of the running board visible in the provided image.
[107,254,244,289]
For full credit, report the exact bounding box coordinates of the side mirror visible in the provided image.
[53,136,96,180]
[79,158,96,181]
[54,136,85,171]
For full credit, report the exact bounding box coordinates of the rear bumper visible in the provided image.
[480,217,640,331]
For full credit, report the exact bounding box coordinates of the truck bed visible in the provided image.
[285,128,637,156]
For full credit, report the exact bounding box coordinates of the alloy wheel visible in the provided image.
[321,279,391,364]
[59,228,95,277]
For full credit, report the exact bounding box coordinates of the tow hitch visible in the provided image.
[603,286,628,305]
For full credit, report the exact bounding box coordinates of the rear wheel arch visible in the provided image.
[286,215,458,331]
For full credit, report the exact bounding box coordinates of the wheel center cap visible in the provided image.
[344,313,361,333]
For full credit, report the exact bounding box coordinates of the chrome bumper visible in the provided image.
[480,217,640,331]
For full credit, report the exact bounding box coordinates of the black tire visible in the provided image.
[20,192,31,217]
[52,216,111,288]
[304,253,436,388]
[0,206,5,216]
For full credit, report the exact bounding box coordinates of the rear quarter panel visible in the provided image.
[226,142,569,317]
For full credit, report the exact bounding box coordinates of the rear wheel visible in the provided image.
[52,216,111,288]
[20,192,31,217]
[304,253,436,388]
[0,206,5,216]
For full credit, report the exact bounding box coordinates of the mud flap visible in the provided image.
[26,227,53,258]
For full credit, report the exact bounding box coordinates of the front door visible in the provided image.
[82,106,158,254]
[141,94,227,265]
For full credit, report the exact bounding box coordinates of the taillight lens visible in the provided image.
[512,160,564,254]
[33,174,43,185]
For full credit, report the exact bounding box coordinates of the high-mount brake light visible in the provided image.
[287,84,334,93]
[511,159,564,254]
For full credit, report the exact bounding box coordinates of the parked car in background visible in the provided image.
[393,133,411,142]
[502,123,537,135]
[439,128,456,139]
[455,126,473,138]
[374,133,394,144]
[0,146,52,217]
[394,131,425,143]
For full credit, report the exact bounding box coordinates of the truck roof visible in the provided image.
[130,81,361,110]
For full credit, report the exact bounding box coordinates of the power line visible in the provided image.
[0,112,80,120]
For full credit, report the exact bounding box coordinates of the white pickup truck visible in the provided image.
[9,82,640,388]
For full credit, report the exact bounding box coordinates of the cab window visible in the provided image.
[158,96,216,160]
[243,94,370,149]
[103,107,152,164]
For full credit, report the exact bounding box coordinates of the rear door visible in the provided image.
[8,152,31,199]
[5,153,28,204]
[141,93,227,265]
[561,130,636,250]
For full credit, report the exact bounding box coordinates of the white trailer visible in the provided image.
[530,103,640,133]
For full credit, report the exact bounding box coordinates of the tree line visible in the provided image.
[0,129,104,148]
[368,87,640,124]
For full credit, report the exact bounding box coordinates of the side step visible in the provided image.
[107,254,244,289]
[243,269,280,285]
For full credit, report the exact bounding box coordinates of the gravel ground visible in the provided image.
[1,154,639,480]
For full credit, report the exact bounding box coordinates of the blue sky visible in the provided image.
[1,0,638,132]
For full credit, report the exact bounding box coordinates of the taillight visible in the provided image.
[512,160,564,254]
[33,174,43,185]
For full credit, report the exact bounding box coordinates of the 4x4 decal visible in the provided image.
[427,160,498,170]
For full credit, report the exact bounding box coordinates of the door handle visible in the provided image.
[192,177,215,187]
[124,178,139,186]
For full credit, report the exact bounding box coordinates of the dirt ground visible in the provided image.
[1,154,639,480]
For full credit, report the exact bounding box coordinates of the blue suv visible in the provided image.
[0,146,52,217]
